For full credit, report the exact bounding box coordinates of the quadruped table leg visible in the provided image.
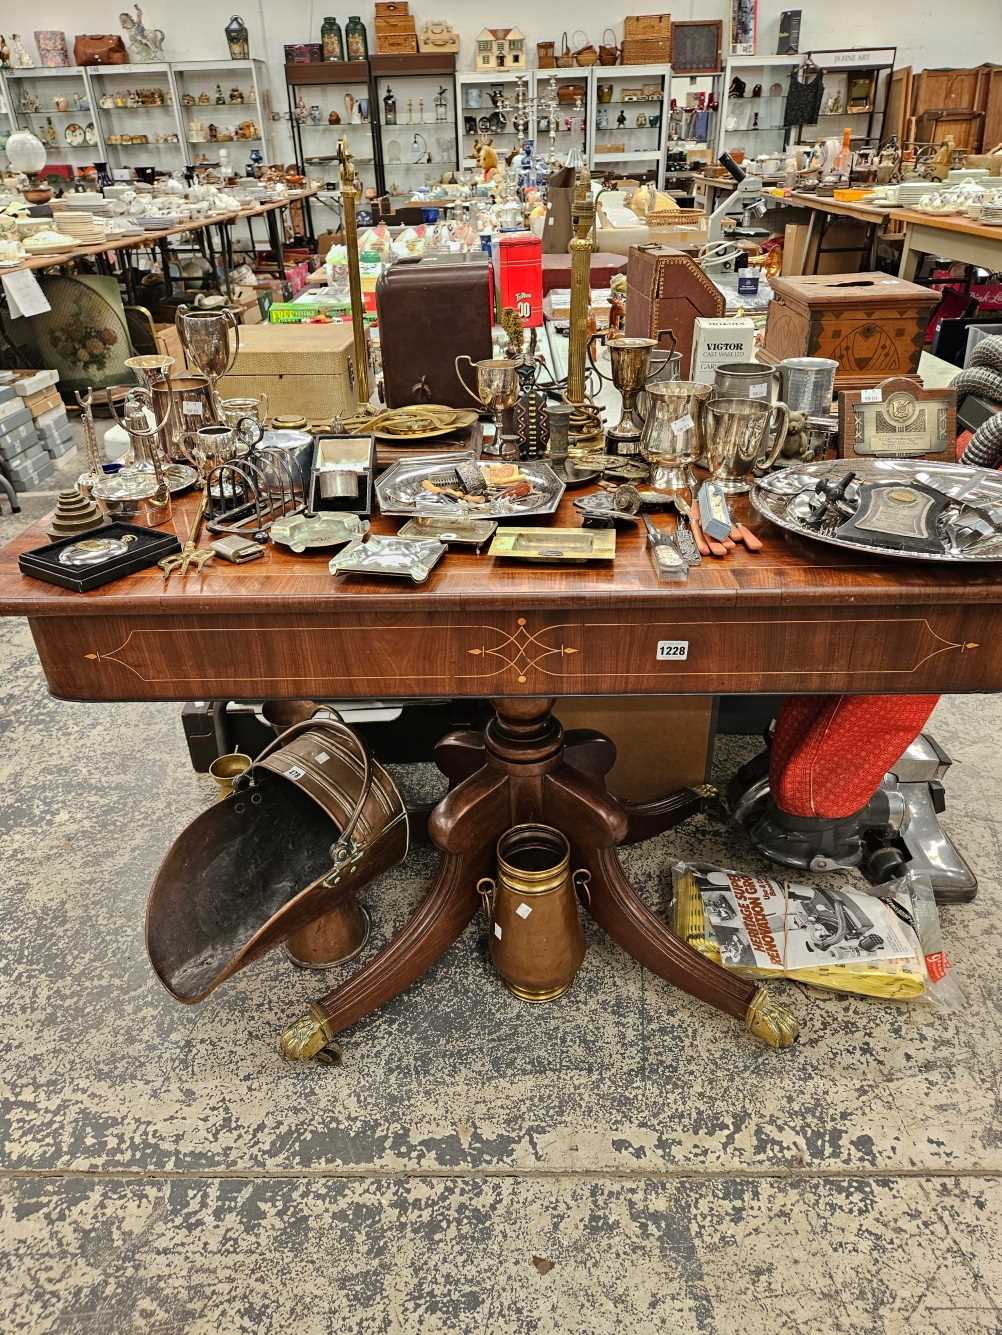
[281,698,798,1062]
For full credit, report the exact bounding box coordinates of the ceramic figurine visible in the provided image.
[120,5,165,63]
[596,108,608,130]
[198,91,211,105]
[636,112,648,128]
[617,110,627,128]
[328,109,341,125]
[229,87,244,104]
[0,36,11,66]
[215,84,226,105]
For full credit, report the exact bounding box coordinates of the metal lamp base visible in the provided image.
[504,978,574,1003]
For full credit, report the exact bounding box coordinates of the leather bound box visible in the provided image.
[217,324,359,421]
[376,254,494,410]
[624,244,725,371]
[762,273,940,390]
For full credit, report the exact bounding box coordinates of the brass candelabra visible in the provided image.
[563,167,603,440]
[337,138,370,406]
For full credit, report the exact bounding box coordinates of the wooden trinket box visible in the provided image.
[625,244,725,372]
[763,273,940,390]
[216,324,360,421]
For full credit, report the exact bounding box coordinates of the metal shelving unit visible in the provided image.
[370,53,458,204]
[88,64,184,177]
[284,60,376,196]
[3,65,105,178]
[171,59,272,172]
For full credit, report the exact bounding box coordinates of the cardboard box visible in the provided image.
[781,220,868,276]
[691,316,756,383]
[216,323,360,420]
[154,321,185,367]
[23,387,62,419]
[553,697,713,801]
[13,368,59,396]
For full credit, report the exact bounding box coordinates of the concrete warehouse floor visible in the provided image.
[1,439,1001,1334]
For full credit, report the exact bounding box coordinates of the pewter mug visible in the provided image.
[639,380,713,492]
[175,306,240,385]
[703,396,791,493]
[713,361,778,403]
[777,357,838,415]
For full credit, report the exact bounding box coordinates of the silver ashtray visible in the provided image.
[271,512,369,553]
[328,534,446,584]
[397,516,498,550]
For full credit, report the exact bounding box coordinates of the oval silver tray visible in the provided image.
[375,452,566,520]
[750,458,1002,563]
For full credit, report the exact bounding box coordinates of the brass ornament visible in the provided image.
[279,1005,343,1063]
[745,988,799,1049]
[336,138,370,406]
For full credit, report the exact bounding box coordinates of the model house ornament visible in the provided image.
[475,27,525,72]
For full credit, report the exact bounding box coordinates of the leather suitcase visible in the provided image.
[625,244,725,374]
[762,272,940,390]
[376,254,494,409]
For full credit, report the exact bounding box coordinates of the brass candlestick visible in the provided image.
[563,166,603,441]
[337,138,370,406]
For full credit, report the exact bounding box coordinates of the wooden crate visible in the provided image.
[375,1,409,13]
[376,32,419,54]
[624,14,671,38]
[622,37,671,65]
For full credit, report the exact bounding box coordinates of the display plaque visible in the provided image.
[837,378,957,463]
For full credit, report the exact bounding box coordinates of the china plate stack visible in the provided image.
[50,212,107,243]
[53,195,113,217]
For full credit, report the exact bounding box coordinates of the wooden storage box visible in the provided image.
[376,32,418,53]
[622,37,671,64]
[625,243,725,372]
[216,324,360,420]
[375,0,409,13]
[624,14,671,38]
[762,272,940,390]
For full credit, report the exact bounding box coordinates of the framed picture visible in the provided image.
[730,0,758,56]
[670,21,723,75]
[837,378,957,462]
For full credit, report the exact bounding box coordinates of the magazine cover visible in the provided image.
[692,868,918,972]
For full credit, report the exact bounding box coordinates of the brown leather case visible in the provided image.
[376,254,494,409]
[762,272,940,390]
[625,244,726,373]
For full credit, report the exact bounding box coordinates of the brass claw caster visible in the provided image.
[745,987,799,1049]
[280,1004,344,1065]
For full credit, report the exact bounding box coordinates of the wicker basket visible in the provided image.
[622,36,671,63]
[646,207,705,226]
[624,14,672,38]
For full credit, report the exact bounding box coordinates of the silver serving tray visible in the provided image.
[376,452,566,520]
[328,534,446,584]
[750,458,1002,563]
[271,512,369,553]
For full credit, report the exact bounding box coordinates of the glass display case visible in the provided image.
[285,61,376,196]
[171,59,271,173]
[590,65,672,187]
[716,54,799,162]
[539,70,590,166]
[455,69,521,170]
[667,72,722,156]
[88,65,184,176]
[372,54,457,204]
[4,66,103,181]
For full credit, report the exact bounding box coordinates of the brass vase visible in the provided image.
[478,824,588,1002]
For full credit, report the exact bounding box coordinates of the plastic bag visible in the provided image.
[671,862,962,1010]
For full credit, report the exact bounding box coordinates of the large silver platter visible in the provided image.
[750,458,1002,563]
[376,452,565,521]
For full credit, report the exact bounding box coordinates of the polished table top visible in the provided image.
[2,486,1002,619]
[2,482,1001,704]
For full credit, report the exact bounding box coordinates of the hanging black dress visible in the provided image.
[784,68,825,127]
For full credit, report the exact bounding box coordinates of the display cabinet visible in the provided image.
[668,70,723,156]
[589,65,672,187]
[786,48,897,150]
[371,54,458,204]
[716,54,799,161]
[455,69,522,168]
[539,70,591,166]
[285,61,376,195]
[88,64,184,176]
[4,66,104,179]
[171,59,271,172]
